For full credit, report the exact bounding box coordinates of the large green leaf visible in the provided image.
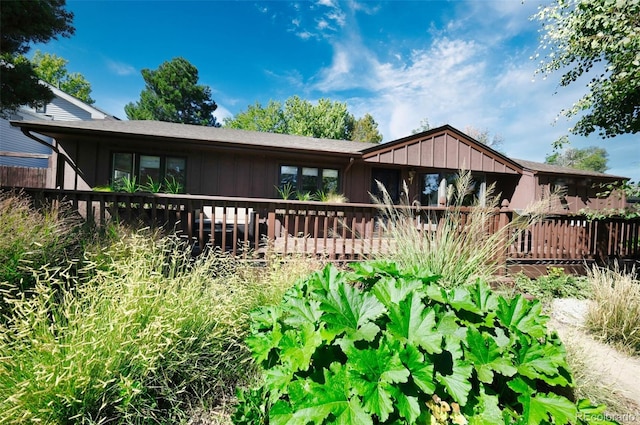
[515,334,571,387]
[282,297,323,328]
[467,389,505,425]
[469,280,499,313]
[284,362,373,425]
[519,392,576,425]
[448,286,483,315]
[436,335,473,406]
[371,275,424,307]
[246,306,283,364]
[386,291,442,354]
[346,339,409,421]
[315,274,385,345]
[496,296,547,339]
[400,343,436,394]
[465,327,516,383]
[279,323,323,373]
[391,387,421,423]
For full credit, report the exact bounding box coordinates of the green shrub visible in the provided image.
[234,261,614,425]
[0,190,81,293]
[585,265,640,354]
[0,232,291,424]
[512,267,592,304]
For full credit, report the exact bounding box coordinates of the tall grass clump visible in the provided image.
[372,170,546,287]
[585,264,640,354]
[0,231,296,424]
[0,190,81,292]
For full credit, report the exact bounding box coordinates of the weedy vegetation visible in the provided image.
[371,170,549,288]
[510,266,592,305]
[585,264,640,355]
[0,191,82,300]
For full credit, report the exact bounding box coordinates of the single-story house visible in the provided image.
[9,119,628,212]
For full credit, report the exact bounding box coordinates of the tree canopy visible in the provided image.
[31,50,94,104]
[353,113,383,143]
[464,126,504,152]
[411,117,432,134]
[224,95,382,142]
[545,146,609,173]
[533,0,640,138]
[125,57,219,126]
[1,0,75,113]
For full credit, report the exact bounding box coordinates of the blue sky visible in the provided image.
[32,0,639,181]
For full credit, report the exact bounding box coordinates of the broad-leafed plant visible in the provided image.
[234,262,616,425]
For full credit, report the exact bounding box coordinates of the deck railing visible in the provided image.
[7,188,640,265]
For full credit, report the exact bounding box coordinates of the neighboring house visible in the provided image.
[9,119,628,212]
[0,82,118,187]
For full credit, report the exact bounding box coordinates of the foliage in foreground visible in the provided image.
[234,262,615,425]
[0,190,82,297]
[585,264,640,355]
[0,232,298,424]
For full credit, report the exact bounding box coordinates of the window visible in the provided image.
[420,172,486,206]
[35,104,47,114]
[371,168,401,203]
[111,153,186,191]
[278,165,340,196]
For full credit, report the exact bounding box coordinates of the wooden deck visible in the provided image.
[5,187,639,274]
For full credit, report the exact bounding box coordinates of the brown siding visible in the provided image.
[363,129,519,175]
[0,166,47,188]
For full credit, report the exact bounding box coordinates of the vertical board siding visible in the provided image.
[0,166,47,188]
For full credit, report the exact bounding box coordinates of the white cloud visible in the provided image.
[213,104,233,123]
[106,59,136,76]
[295,1,639,180]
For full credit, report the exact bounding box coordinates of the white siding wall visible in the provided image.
[0,117,51,168]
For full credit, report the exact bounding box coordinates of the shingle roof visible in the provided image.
[13,118,629,180]
[12,119,377,155]
[513,158,627,179]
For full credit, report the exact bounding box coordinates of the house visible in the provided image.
[0,82,118,187]
[8,119,627,212]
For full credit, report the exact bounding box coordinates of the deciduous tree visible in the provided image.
[31,50,94,104]
[225,95,382,142]
[533,0,640,138]
[545,146,609,173]
[1,0,74,112]
[125,57,219,126]
[411,117,431,134]
[464,126,504,151]
[352,113,383,143]
[223,100,286,133]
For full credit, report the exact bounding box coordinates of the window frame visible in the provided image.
[419,171,486,206]
[277,164,341,196]
[111,152,187,191]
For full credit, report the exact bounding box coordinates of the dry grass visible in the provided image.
[371,170,551,287]
[562,332,631,415]
[585,264,640,355]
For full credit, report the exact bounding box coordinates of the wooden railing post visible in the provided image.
[496,200,511,276]
[267,209,277,252]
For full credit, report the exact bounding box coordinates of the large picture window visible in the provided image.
[111,153,186,192]
[420,172,486,206]
[278,165,340,196]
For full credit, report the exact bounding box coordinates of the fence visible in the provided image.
[0,166,47,188]
[6,188,640,270]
